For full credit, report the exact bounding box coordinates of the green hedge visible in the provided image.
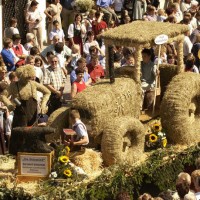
[1,144,200,200]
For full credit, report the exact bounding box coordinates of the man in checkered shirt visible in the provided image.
[43,55,67,115]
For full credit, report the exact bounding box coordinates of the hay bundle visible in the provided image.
[115,66,134,79]
[101,117,145,166]
[159,64,178,100]
[101,21,189,47]
[160,72,200,144]
[72,78,142,138]
[46,106,71,143]
[71,149,102,175]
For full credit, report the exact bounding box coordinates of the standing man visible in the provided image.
[43,55,67,115]
[60,0,75,36]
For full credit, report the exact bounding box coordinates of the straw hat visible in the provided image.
[0,66,7,73]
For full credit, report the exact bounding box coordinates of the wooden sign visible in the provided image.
[17,152,54,182]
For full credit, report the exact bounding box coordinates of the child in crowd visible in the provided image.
[64,109,89,150]
[70,44,81,70]
[157,9,167,22]
[122,54,135,67]
[185,53,199,73]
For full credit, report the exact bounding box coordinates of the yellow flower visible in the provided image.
[59,156,69,163]
[63,169,72,177]
[152,123,161,132]
[149,134,158,143]
[162,138,167,148]
[65,146,70,154]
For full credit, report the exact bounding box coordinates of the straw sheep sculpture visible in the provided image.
[161,72,200,144]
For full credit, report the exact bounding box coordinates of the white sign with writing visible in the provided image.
[20,155,48,176]
[154,34,168,45]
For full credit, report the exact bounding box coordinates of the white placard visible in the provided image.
[20,155,48,176]
[154,34,168,45]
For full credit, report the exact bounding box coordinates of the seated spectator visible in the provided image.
[12,34,28,67]
[43,51,54,68]
[87,55,105,83]
[158,191,173,200]
[70,57,91,85]
[181,0,191,13]
[24,33,35,52]
[49,20,65,43]
[138,193,154,200]
[1,38,17,72]
[185,53,199,73]
[4,17,19,39]
[96,0,119,25]
[71,67,87,99]
[184,193,197,200]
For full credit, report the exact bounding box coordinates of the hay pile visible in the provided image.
[72,78,142,139]
[101,21,189,47]
[101,117,145,165]
[159,64,178,100]
[161,72,200,144]
[115,66,135,79]
[71,149,102,175]
[46,106,71,143]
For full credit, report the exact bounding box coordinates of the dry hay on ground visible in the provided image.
[101,117,145,165]
[70,149,103,175]
[161,72,200,144]
[72,78,142,139]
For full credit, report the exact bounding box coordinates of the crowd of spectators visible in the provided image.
[0,0,200,150]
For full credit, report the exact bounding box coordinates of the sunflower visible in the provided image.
[149,134,158,143]
[59,156,69,163]
[65,146,70,155]
[63,169,72,177]
[162,138,167,148]
[152,123,162,132]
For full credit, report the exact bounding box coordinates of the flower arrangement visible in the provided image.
[145,120,167,151]
[73,0,95,13]
[49,145,87,182]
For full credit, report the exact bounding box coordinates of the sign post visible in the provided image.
[153,34,169,115]
[17,152,53,182]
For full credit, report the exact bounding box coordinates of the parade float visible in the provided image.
[1,21,200,199]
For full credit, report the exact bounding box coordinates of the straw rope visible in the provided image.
[176,35,185,73]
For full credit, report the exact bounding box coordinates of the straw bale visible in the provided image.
[134,45,143,83]
[159,64,178,100]
[71,149,102,175]
[46,106,71,143]
[115,66,134,79]
[160,72,200,144]
[101,117,145,166]
[72,78,142,138]
[101,21,189,46]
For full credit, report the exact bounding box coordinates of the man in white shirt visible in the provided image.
[49,20,65,43]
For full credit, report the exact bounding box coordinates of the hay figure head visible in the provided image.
[16,65,36,85]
